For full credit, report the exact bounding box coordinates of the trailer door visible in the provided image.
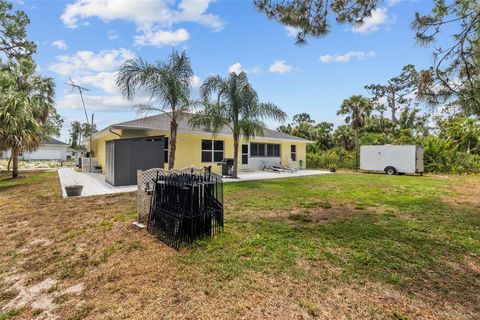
[416,146,424,173]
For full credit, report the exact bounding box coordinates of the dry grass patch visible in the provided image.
[441,175,480,207]
[0,171,479,319]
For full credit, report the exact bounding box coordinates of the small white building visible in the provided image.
[1,137,69,161]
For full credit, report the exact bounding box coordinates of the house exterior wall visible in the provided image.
[1,144,68,161]
[91,129,307,174]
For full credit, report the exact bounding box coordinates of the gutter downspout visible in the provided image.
[109,128,122,138]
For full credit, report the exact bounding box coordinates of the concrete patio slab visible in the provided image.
[223,170,330,183]
[57,168,136,198]
[57,168,331,197]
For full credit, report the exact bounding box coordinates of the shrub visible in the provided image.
[307,148,356,170]
[422,136,480,173]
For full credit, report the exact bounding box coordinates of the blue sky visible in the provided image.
[15,0,437,143]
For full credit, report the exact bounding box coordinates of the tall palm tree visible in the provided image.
[337,95,372,168]
[189,72,287,178]
[0,58,56,178]
[116,50,193,170]
[0,85,42,178]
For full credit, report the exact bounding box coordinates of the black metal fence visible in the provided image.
[147,169,224,250]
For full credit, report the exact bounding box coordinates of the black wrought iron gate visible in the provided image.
[147,169,224,250]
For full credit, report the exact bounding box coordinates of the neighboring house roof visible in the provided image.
[93,113,311,143]
[43,137,68,146]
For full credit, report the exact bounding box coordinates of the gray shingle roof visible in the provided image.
[43,137,68,145]
[101,113,310,142]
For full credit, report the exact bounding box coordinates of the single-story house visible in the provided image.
[1,137,68,161]
[89,113,310,178]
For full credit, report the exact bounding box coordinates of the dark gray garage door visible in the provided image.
[105,136,165,186]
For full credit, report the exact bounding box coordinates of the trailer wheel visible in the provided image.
[385,166,397,175]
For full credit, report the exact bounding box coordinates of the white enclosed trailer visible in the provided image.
[360,145,424,175]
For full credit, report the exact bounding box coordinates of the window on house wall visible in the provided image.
[250,143,281,157]
[273,144,280,156]
[250,143,257,156]
[291,145,297,161]
[267,144,273,156]
[201,139,224,162]
[241,144,248,164]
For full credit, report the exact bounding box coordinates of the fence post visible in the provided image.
[136,170,144,223]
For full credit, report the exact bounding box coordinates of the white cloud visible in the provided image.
[319,51,377,63]
[134,28,190,47]
[228,62,243,75]
[248,65,262,75]
[107,30,119,40]
[49,49,136,96]
[227,63,262,75]
[285,26,301,38]
[269,60,294,74]
[386,0,402,6]
[57,94,148,112]
[176,0,224,31]
[48,48,135,76]
[72,72,118,94]
[60,0,223,47]
[52,40,68,50]
[352,8,390,34]
[190,75,201,89]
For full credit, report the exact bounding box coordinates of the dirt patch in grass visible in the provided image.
[286,206,360,225]
[441,176,480,207]
[314,280,476,319]
[278,199,382,226]
[2,273,85,319]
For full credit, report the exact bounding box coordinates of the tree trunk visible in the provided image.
[12,149,19,179]
[391,90,397,136]
[232,133,240,178]
[7,153,12,172]
[354,129,359,171]
[379,112,386,144]
[168,119,178,170]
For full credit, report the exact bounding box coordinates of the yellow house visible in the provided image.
[90,113,310,179]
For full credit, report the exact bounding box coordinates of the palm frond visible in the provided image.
[257,102,287,122]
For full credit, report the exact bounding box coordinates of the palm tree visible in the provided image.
[0,86,43,178]
[337,95,372,168]
[0,58,56,178]
[333,125,355,151]
[70,121,82,148]
[116,50,193,170]
[189,72,287,178]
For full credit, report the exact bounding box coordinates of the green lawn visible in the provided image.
[188,174,480,312]
[1,171,479,319]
